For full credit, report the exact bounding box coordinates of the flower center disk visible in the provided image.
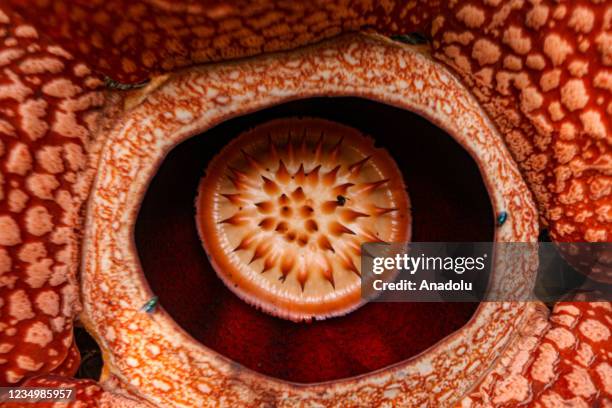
[196,118,411,321]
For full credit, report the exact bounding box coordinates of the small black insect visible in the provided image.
[390,32,428,45]
[497,211,508,227]
[104,76,149,91]
[140,296,159,314]
[336,195,346,206]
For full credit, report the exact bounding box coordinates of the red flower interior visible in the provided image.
[135,98,491,383]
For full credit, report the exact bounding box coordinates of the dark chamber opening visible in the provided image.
[135,97,493,384]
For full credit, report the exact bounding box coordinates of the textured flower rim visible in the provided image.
[82,34,539,406]
[196,117,411,321]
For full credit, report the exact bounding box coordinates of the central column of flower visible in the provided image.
[196,118,412,321]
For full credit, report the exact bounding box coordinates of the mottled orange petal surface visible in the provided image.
[0,5,103,385]
[6,0,436,82]
[460,301,612,407]
[431,1,611,281]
